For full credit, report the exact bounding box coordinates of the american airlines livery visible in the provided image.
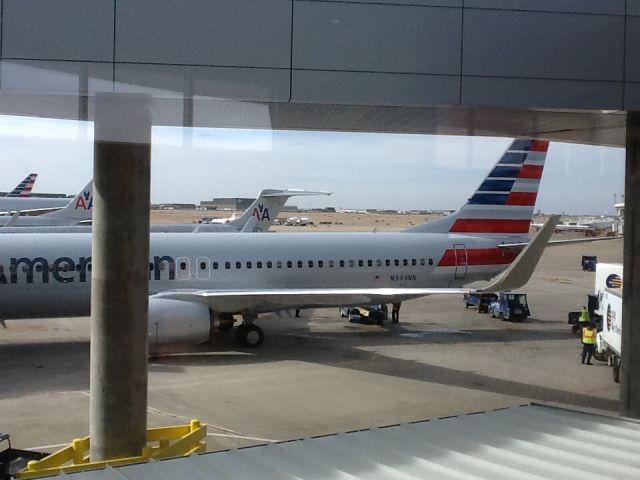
[6,173,38,197]
[0,188,328,233]
[0,180,93,227]
[0,139,554,348]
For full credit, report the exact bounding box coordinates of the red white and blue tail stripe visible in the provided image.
[403,138,548,235]
[7,173,38,197]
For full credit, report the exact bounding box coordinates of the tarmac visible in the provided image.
[0,231,623,454]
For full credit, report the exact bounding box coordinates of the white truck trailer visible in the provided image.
[593,263,623,382]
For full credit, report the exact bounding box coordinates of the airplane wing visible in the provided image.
[151,287,469,313]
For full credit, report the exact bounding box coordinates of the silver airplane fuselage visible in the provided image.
[0,231,519,319]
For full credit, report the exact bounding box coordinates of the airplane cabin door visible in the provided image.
[453,244,468,279]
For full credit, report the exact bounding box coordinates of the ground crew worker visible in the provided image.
[581,322,597,365]
[391,302,401,323]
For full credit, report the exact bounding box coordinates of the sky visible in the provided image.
[0,115,625,215]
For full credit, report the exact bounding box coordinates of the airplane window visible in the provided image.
[200,261,207,270]
[267,261,272,268]
[213,262,219,269]
[246,261,252,269]
[394,259,399,266]
[367,259,373,267]
[376,259,382,267]
[277,260,283,268]
[412,259,416,266]
[296,260,302,268]
[403,259,408,266]
[318,260,323,268]
[235,261,241,269]
[180,262,187,270]
[257,261,262,269]
[339,260,345,267]
[225,262,231,269]
[429,258,434,265]
[386,259,390,267]
[349,260,355,267]
[328,260,334,267]
[420,259,425,266]
[358,260,364,267]
[287,261,292,268]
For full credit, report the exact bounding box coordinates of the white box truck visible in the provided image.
[593,263,623,382]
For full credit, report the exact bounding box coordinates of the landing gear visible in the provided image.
[235,323,264,348]
[235,313,264,348]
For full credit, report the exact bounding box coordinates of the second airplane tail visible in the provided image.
[403,138,549,237]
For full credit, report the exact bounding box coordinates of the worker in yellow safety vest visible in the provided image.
[581,322,597,365]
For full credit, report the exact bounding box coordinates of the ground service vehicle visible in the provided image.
[341,306,386,324]
[489,292,530,321]
[0,433,46,480]
[592,263,623,382]
[464,292,498,313]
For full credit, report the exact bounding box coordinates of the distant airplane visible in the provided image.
[5,173,38,197]
[202,189,329,232]
[0,188,330,233]
[0,186,72,214]
[284,216,313,226]
[532,218,616,235]
[0,181,93,227]
[0,139,554,349]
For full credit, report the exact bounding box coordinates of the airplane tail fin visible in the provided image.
[403,138,549,236]
[230,189,331,232]
[7,173,38,197]
[43,180,94,222]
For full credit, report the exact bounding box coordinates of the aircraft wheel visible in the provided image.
[236,324,264,348]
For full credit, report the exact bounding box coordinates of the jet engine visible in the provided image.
[148,298,211,346]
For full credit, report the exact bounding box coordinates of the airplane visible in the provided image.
[284,216,313,226]
[4,173,38,197]
[197,189,330,232]
[0,188,329,233]
[0,181,93,227]
[532,218,616,235]
[0,138,552,349]
[0,186,73,214]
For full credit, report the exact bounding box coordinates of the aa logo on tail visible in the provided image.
[252,203,270,221]
[75,190,93,210]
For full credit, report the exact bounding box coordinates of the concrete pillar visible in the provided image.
[621,111,640,419]
[90,94,151,460]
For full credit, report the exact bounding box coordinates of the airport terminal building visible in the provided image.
[2,1,640,477]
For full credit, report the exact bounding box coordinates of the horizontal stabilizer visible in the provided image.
[477,215,560,293]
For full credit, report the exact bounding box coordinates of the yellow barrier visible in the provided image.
[17,419,206,479]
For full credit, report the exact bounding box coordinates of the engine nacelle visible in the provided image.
[148,298,211,346]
